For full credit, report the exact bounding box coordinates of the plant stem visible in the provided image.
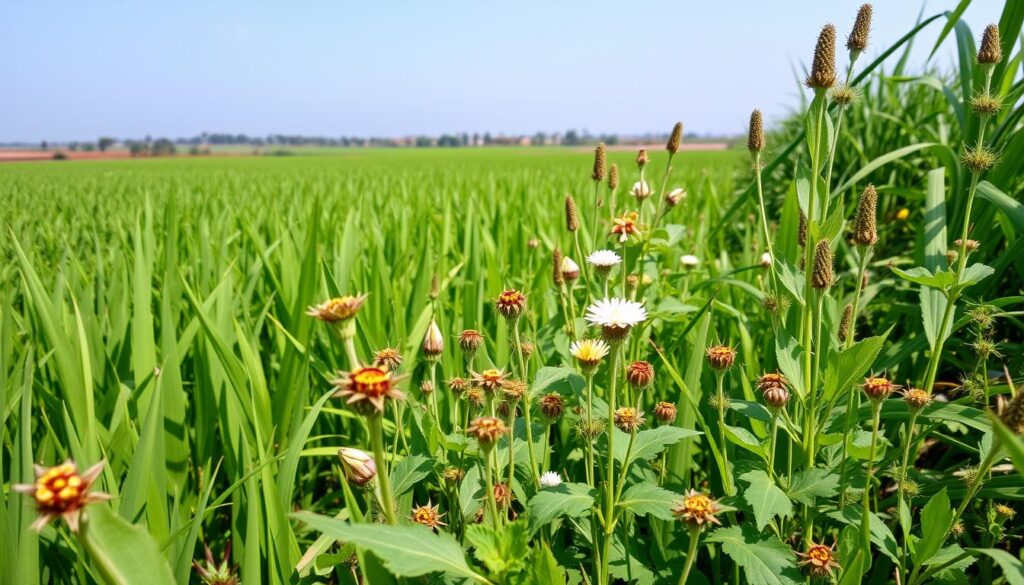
[481,446,501,528]
[513,320,540,487]
[862,400,882,556]
[897,410,921,582]
[601,342,622,584]
[368,414,397,525]
[714,372,733,495]
[752,151,779,296]
[677,526,701,585]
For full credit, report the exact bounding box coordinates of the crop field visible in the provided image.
[2,4,1024,585]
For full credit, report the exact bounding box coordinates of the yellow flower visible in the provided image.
[331,366,407,414]
[896,208,910,221]
[672,489,722,529]
[306,294,368,322]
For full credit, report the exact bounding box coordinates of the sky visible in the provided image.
[0,0,1005,142]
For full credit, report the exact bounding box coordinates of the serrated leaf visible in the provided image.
[826,507,899,562]
[738,470,793,530]
[293,512,485,582]
[915,488,952,566]
[775,331,806,397]
[529,366,585,399]
[958,263,994,287]
[390,455,434,497]
[465,520,530,576]
[613,426,702,463]
[968,548,1024,585]
[616,482,678,521]
[891,266,956,290]
[724,424,764,457]
[787,468,839,505]
[706,525,802,585]
[823,330,889,401]
[526,482,595,534]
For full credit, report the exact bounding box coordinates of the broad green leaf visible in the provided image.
[915,488,952,566]
[292,512,485,582]
[786,468,839,506]
[775,331,805,397]
[528,366,585,399]
[390,455,434,497]
[465,520,529,576]
[527,540,566,584]
[706,525,802,585]
[977,180,1024,231]
[724,424,764,457]
[80,506,176,585]
[526,483,595,534]
[890,266,956,290]
[958,263,994,288]
[921,167,950,348]
[823,330,890,401]
[969,548,1024,585]
[738,470,793,530]
[613,425,702,463]
[616,482,678,521]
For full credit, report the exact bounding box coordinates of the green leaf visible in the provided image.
[958,263,994,287]
[968,548,1024,585]
[990,414,1024,482]
[823,330,890,401]
[724,424,764,457]
[787,468,839,506]
[826,507,900,562]
[389,455,433,497]
[527,540,567,584]
[465,520,529,576]
[80,506,176,585]
[915,488,952,566]
[977,180,1024,231]
[293,512,485,582]
[529,366,585,399]
[738,470,793,530]
[775,332,805,398]
[526,483,595,534]
[617,482,678,521]
[706,525,802,585]
[614,426,702,463]
[890,266,956,290]
[921,167,950,349]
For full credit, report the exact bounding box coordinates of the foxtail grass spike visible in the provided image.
[847,4,872,53]
[806,24,837,89]
[592,143,607,182]
[811,239,834,289]
[798,210,808,247]
[565,195,580,232]
[978,24,1002,65]
[839,304,853,343]
[667,122,683,154]
[747,109,764,152]
[853,184,878,246]
[608,163,619,190]
[552,248,564,285]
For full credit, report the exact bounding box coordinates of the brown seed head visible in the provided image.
[592,143,607,181]
[467,416,509,445]
[493,483,514,508]
[798,210,808,247]
[448,377,469,397]
[706,345,737,370]
[811,239,834,289]
[552,248,564,285]
[419,380,435,395]
[847,4,872,52]
[614,407,646,433]
[758,373,791,409]
[626,360,655,389]
[1000,391,1024,435]
[902,388,932,411]
[806,24,837,89]
[539,393,566,420]
[459,329,484,356]
[839,303,854,343]
[978,24,1002,65]
[636,148,649,168]
[565,195,580,232]
[373,347,403,371]
[465,387,486,408]
[748,109,765,152]
[667,122,683,154]
[854,184,878,246]
[608,163,620,190]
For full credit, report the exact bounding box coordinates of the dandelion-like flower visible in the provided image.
[902,388,932,411]
[862,376,899,401]
[571,338,611,373]
[539,471,563,488]
[797,542,840,579]
[410,501,447,530]
[495,289,528,321]
[614,407,646,433]
[14,460,111,532]
[467,416,509,445]
[306,294,368,323]
[587,250,622,270]
[331,366,407,414]
[611,211,642,243]
[338,448,377,487]
[373,347,403,371]
[672,489,722,528]
[471,368,510,394]
[680,254,700,269]
[585,298,647,341]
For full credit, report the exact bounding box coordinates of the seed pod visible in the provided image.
[565,195,580,232]
[706,345,737,370]
[853,184,878,246]
[626,360,655,389]
[561,256,580,281]
[423,319,444,358]
[839,303,853,343]
[847,4,872,53]
[592,143,607,182]
[806,24,837,89]
[747,109,765,153]
[978,24,1002,65]
[654,401,677,423]
[552,248,564,285]
[636,149,649,168]
[338,448,377,487]
[420,380,435,395]
[667,122,683,154]
[798,210,808,247]
[539,393,565,420]
[608,163,619,190]
[811,239,834,289]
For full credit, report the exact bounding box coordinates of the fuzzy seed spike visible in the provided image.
[592,143,607,182]
[667,122,683,154]
[978,24,1002,65]
[839,304,853,343]
[747,109,765,153]
[847,4,872,52]
[811,239,834,289]
[552,248,564,286]
[798,210,808,247]
[565,195,580,232]
[608,163,619,190]
[853,184,878,246]
[806,24,837,89]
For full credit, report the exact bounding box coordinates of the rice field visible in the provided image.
[2,4,1024,585]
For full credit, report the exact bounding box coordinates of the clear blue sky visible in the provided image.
[0,1,1004,142]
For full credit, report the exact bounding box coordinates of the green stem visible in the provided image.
[897,410,921,582]
[862,401,883,556]
[752,151,779,296]
[715,372,734,495]
[677,526,701,585]
[368,414,398,525]
[601,343,622,584]
[513,320,540,487]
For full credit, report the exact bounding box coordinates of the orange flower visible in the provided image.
[797,542,840,578]
[409,501,447,530]
[862,376,900,401]
[672,489,722,528]
[306,294,368,322]
[495,290,528,320]
[14,460,111,532]
[331,366,407,414]
[470,368,510,394]
[706,345,737,370]
[467,416,509,445]
[611,211,642,243]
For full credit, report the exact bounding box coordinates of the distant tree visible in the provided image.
[82,143,96,151]
[52,151,68,160]
[415,136,433,148]
[564,130,580,146]
[483,132,493,145]
[151,138,176,156]
[532,132,547,146]
[127,141,146,157]
[40,140,49,151]
[438,134,460,147]
[98,137,115,151]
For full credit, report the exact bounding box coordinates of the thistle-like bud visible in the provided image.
[839,303,853,343]
[1001,391,1024,435]
[338,448,377,487]
[552,248,564,286]
[565,195,580,232]
[636,149,649,168]
[420,380,435,395]
[608,163,619,190]
[706,345,737,370]
[978,24,1002,65]
[423,319,444,359]
[654,401,677,424]
[459,329,484,356]
[667,122,683,154]
[626,360,655,389]
[798,210,808,247]
[811,240,834,289]
[747,109,765,153]
[970,93,1002,117]
[562,256,580,281]
[519,341,534,359]
[853,184,878,246]
[592,143,607,182]
[539,393,565,420]
[863,376,900,401]
[806,24,837,89]
[758,373,791,409]
[847,4,872,53]
[962,145,997,174]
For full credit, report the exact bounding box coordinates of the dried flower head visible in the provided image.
[574,417,606,440]
[667,122,683,154]
[332,367,407,414]
[443,466,466,483]
[422,319,444,358]
[626,360,655,389]
[978,24,1002,65]
[592,143,607,181]
[540,393,566,420]
[1000,391,1024,434]
[758,373,791,409]
[565,195,581,232]
[501,379,528,403]
[448,377,469,397]
[902,388,932,411]
[338,448,377,487]
[962,145,997,174]
[570,338,611,373]
[420,380,435,395]
[811,239,834,289]
[13,460,111,532]
[459,329,484,356]
[950,521,965,538]
[410,501,447,530]
[561,256,580,281]
[665,188,686,207]
[585,298,648,341]
[971,92,1003,117]
[608,163,620,190]
[493,483,514,508]
[465,387,486,409]
[847,4,872,52]
[957,465,980,486]
[862,376,900,401]
[829,84,858,105]
[495,289,528,321]
[519,341,535,359]
[797,542,840,578]
[614,407,646,433]
[706,345,737,370]
[471,368,510,394]
[854,184,878,246]
[467,416,509,446]
[654,401,678,424]
[806,24,837,89]
[672,489,722,528]
[954,238,980,253]
[636,148,649,168]
[193,543,240,585]
[748,109,765,153]
[798,210,809,247]
[995,504,1016,520]
[370,348,402,372]
[611,211,642,243]
[539,471,562,488]
[306,294,368,323]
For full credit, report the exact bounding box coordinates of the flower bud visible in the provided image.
[665,188,686,207]
[561,256,580,281]
[654,401,677,424]
[338,448,377,487]
[423,319,444,359]
[626,360,655,389]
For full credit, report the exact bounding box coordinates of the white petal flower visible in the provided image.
[631,181,652,198]
[680,254,700,268]
[539,471,562,488]
[760,252,773,267]
[585,298,647,329]
[586,249,622,268]
[561,256,580,275]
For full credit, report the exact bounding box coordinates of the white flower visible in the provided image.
[586,249,622,268]
[680,254,699,268]
[561,256,580,279]
[760,252,773,268]
[665,188,686,206]
[631,181,652,199]
[539,471,562,488]
[585,298,647,329]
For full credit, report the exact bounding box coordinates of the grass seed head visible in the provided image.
[847,4,872,53]
[552,248,564,285]
[806,24,837,89]
[592,143,607,181]
[608,163,620,190]
[747,109,765,153]
[961,145,997,174]
[853,184,878,246]
[667,122,683,154]
[811,240,834,289]
[565,195,581,232]
[798,210,808,247]
[970,92,1002,117]
[978,24,1002,65]
[839,303,853,343]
